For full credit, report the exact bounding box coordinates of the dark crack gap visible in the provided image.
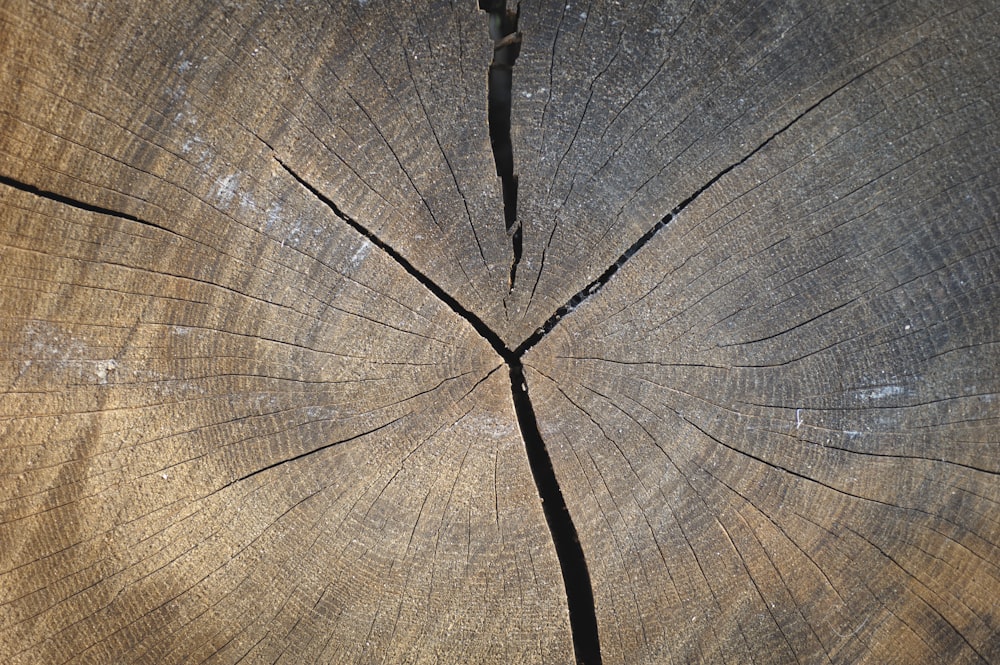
[480,5,602,661]
[480,0,522,293]
[510,360,603,665]
[0,173,177,237]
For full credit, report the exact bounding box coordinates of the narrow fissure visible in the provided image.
[276,158,510,360]
[233,418,400,484]
[513,211,674,357]
[0,173,176,236]
[480,0,522,292]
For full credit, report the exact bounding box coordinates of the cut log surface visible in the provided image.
[0,1,997,664]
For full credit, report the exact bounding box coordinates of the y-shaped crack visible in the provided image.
[0,16,883,658]
[266,15,870,664]
[480,0,523,293]
[277,156,603,663]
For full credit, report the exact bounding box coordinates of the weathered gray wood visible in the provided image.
[1,0,997,663]
[527,6,1000,659]
[505,0,984,337]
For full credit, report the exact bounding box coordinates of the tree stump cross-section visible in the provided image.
[1,1,998,664]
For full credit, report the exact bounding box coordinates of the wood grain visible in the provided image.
[1,0,997,662]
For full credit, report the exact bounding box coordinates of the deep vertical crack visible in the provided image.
[478,5,602,660]
[510,361,603,665]
[480,0,522,292]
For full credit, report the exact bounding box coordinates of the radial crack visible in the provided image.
[510,361,603,665]
[480,0,522,292]
[0,173,177,237]
[234,418,401,484]
[515,67,875,357]
[276,157,510,360]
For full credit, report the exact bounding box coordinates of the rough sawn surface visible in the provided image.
[0,1,997,663]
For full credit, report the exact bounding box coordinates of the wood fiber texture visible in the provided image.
[0,1,997,663]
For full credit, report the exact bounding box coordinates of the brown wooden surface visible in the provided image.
[1,1,997,663]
